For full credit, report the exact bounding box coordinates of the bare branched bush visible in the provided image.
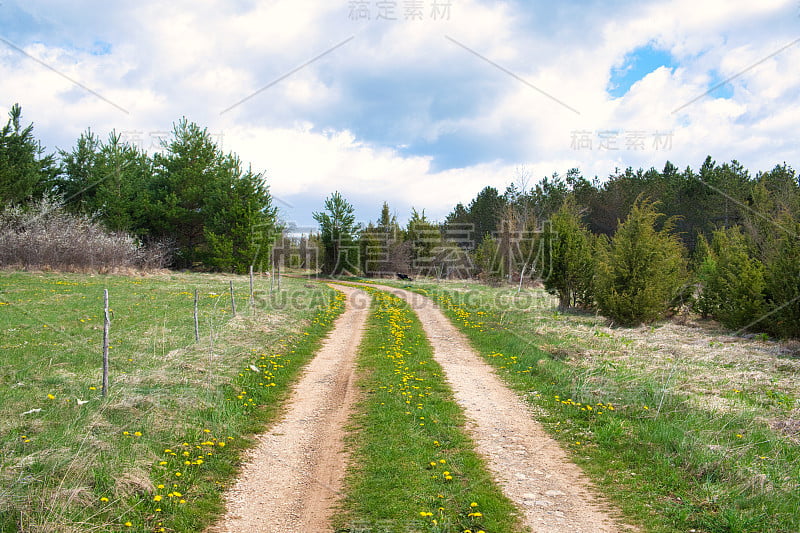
[0,198,171,271]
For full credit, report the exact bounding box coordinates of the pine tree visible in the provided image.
[313,191,359,275]
[406,208,440,276]
[149,119,277,271]
[595,198,687,325]
[0,104,55,204]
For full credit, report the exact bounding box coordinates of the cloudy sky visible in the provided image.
[2,0,799,228]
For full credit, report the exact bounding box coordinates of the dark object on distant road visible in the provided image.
[396,273,413,281]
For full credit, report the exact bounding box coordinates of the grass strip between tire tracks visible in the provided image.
[336,286,524,533]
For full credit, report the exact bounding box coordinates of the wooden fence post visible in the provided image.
[102,289,110,397]
[194,288,200,342]
[249,265,254,311]
[229,280,237,317]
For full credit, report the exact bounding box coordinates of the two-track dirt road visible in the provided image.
[211,281,627,532]
[212,285,370,533]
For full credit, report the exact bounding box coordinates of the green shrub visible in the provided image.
[764,218,800,337]
[594,198,687,326]
[537,199,595,309]
[692,233,719,318]
[705,227,766,331]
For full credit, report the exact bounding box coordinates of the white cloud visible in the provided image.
[1,0,798,225]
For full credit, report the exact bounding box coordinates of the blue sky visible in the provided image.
[1,0,799,227]
[608,45,677,98]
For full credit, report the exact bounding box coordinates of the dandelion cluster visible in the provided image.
[136,430,235,531]
[350,286,489,532]
[552,394,616,415]
[426,293,490,332]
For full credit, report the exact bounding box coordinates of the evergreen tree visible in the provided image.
[406,208,440,276]
[149,119,277,271]
[764,217,800,337]
[58,130,153,234]
[691,233,719,318]
[703,226,766,331]
[0,104,56,205]
[537,199,594,309]
[313,191,359,275]
[595,198,687,326]
[467,186,505,242]
[202,156,277,273]
[359,222,382,276]
[56,129,101,214]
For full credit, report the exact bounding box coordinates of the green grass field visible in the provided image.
[3,271,798,533]
[383,279,800,533]
[0,271,343,532]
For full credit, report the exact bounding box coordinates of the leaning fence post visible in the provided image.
[249,265,254,311]
[194,288,200,342]
[102,289,110,397]
[229,280,237,317]
[270,261,275,293]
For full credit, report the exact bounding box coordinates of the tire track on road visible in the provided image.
[369,284,627,533]
[212,285,370,533]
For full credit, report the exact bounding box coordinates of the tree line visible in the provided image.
[310,161,798,337]
[3,103,798,336]
[0,104,277,273]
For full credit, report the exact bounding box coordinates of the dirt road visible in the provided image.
[211,285,370,533]
[378,285,624,532]
[213,281,626,532]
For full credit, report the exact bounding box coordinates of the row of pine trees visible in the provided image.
[308,162,799,336]
[2,103,799,335]
[0,104,277,272]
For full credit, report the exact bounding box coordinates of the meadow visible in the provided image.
[0,271,342,532]
[2,271,798,533]
[383,279,800,533]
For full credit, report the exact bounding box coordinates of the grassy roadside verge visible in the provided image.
[0,271,344,532]
[336,286,524,533]
[377,280,799,533]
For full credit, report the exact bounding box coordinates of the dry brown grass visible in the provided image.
[525,293,800,435]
